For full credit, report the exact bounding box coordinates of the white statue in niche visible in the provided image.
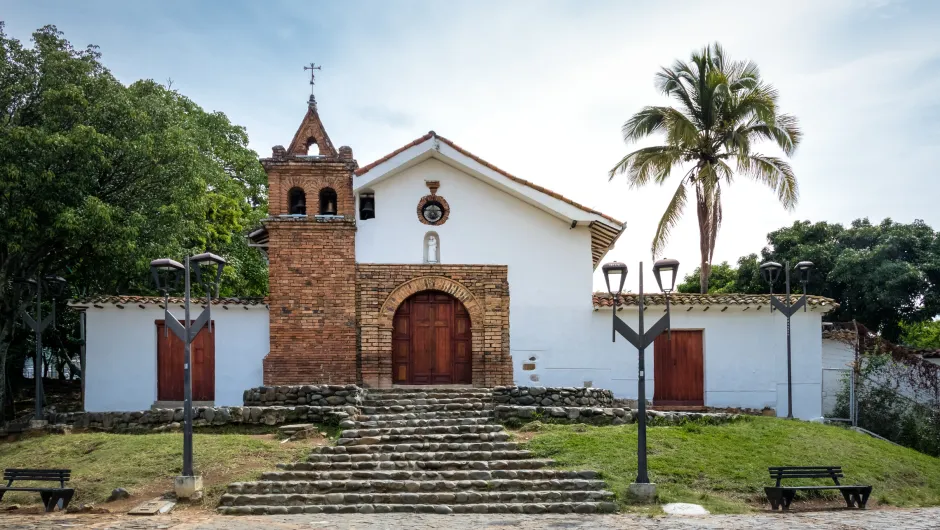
[424,232,440,264]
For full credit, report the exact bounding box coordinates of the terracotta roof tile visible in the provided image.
[354,133,433,177]
[69,296,266,308]
[593,292,839,311]
[355,132,623,227]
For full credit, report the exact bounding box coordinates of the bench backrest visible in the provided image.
[4,469,71,488]
[768,466,843,487]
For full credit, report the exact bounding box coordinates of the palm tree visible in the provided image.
[610,43,801,293]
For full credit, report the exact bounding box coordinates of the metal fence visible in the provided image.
[825,355,940,456]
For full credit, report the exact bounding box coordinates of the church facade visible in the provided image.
[250,97,623,389]
[73,95,839,420]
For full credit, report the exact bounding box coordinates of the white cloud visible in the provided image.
[3,0,937,292]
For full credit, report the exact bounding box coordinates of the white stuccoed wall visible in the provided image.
[82,305,269,412]
[822,338,855,416]
[357,158,596,373]
[354,157,826,419]
[578,307,825,419]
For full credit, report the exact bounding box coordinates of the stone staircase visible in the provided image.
[219,387,617,515]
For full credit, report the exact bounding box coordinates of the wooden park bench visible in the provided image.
[0,469,74,512]
[765,466,872,510]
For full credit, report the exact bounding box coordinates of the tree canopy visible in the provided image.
[0,24,268,413]
[609,43,801,293]
[900,321,940,350]
[677,218,940,341]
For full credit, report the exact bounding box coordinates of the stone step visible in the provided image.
[218,489,615,507]
[361,397,490,407]
[360,403,492,415]
[219,501,618,515]
[228,478,609,495]
[306,449,533,463]
[364,392,495,401]
[278,423,317,435]
[337,432,510,446]
[366,387,484,394]
[278,459,556,472]
[341,417,494,429]
[339,424,504,438]
[315,441,520,454]
[260,469,599,482]
[355,410,494,422]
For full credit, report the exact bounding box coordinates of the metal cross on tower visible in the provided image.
[304,63,321,106]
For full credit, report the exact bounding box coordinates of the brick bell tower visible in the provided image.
[260,77,359,385]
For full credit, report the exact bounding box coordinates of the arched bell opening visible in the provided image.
[287,187,306,215]
[319,187,337,215]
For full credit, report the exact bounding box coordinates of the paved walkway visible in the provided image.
[0,508,938,529]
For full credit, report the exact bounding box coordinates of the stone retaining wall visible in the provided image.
[43,405,356,432]
[494,405,740,426]
[242,384,363,407]
[492,387,614,407]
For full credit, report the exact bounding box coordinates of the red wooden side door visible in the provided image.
[653,329,704,406]
[156,321,215,401]
[392,291,471,385]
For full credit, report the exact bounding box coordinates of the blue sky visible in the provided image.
[2,0,939,291]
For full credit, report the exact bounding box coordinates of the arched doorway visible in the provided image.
[392,290,471,384]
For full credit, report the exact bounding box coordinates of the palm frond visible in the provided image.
[725,86,776,126]
[742,113,802,155]
[737,153,799,209]
[654,66,701,124]
[608,145,683,186]
[721,124,753,157]
[663,107,699,147]
[621,106,668,143]
[715,159,735,184]
[651,180,688,258]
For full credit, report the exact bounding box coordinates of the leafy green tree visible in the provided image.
[677,254,766,294]
[676,218,940,341]
[609,43,801,293]
[900,321,940,349]
[763,219,939,340]
[677,261,736,293]
[0,25,267,416]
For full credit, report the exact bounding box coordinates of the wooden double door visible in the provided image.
[392,291,472,385]
[156,320,215,401]
[653,329,704,406]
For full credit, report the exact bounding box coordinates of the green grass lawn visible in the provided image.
[0,427,311,509]
[523,417,940,514]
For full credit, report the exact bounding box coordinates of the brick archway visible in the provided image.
[357,266,512,389]
[379,276,483,331]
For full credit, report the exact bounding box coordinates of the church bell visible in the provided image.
[360,197,375,220]
[290,196,306,215]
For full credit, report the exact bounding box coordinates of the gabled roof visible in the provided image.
[355,132,625,267]
[593,292,840,313]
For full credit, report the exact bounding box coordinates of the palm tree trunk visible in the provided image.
[696,185,711,294]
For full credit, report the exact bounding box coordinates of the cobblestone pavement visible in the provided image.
[0,508,938,530]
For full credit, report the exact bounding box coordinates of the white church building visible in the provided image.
[71,93,838,420]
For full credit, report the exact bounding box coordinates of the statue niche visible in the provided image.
[424,232,440,264]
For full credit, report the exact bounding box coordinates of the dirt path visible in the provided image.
[0,507,938,529]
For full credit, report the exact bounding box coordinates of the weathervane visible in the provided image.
[304,62,321,107]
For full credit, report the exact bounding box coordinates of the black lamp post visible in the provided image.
[603,258,678,496]
[760,259,814,419]
[150,253,225,482]
[15,275,67,422]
